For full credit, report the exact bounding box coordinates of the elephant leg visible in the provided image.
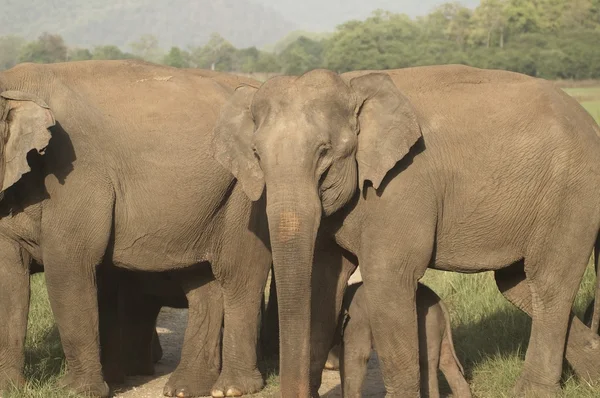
[97,264,125,383]
[211,257,271,396]
[118,271,163,377]
[163,265,223,398]
[42,184,113,398]
[309,239,356,395]
[359,226,433,397]
[339,317,371,398]
[495,262,600,387]
[325,344,341,371]
[0,240,31,392]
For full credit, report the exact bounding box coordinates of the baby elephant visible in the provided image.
[335,282,472,398]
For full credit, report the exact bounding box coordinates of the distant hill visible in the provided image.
[0,0,297,49]
[253,0,481,31]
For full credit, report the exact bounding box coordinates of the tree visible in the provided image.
[279,37,324,75]
[431,2,474,48]
[129,34,164,63]
[0,35,25,70]
[92,45,135,60]
[19,33,67,64]
[471,0,508,48]
[162,47,190,68]
[69,48,93,61]
[190,33,236,71]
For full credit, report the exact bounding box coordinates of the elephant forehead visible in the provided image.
[255,73,355,116]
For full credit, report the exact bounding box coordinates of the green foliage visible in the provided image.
[91,45,136,61]
[279,37,324,74]
[2,0,600,78]
[68,48,92,62]
[19,33,67,64]
[163,47,191,68]
[129,34,164,63]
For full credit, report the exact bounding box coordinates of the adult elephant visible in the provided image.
[212,65,600,397]
[0,60,271,398]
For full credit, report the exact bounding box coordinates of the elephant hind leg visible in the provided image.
[495,263,600,383]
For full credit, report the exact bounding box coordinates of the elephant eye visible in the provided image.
[318,143,332,157]
[252,146,261,161]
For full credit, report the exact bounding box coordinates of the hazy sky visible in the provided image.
[253,0,481,31]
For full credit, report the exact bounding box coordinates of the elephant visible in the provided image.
[0,60,272,398]
[335,282,471,398]
[211,65,600,397]
[97,266,190,384]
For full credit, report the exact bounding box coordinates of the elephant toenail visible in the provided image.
[226,387,243,397]
[177,391,187,398]
[211,389,225,398]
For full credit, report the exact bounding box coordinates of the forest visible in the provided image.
[1,0,600,80]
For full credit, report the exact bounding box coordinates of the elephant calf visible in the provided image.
[336,282,471,398]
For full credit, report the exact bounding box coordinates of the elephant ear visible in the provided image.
[0,91,55,192]
[349,73,422,192]
[211,84,264,201]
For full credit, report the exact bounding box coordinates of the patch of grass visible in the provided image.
[562,86,600,123]
[420,260,599,398]
[4,274,78,398]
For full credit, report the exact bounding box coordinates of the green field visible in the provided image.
[8,84,600,397]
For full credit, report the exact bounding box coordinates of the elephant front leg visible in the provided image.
[0,241,31,393]
[309,240,357,395]
[42,184,114,398]
[163,266,223,398]
[359,240,432,398]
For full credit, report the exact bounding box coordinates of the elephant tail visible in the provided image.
[439,299,465,376]
[591,230,600,333]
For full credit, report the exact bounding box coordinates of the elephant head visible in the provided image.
[0,91,55,194]
[211,69,421,396]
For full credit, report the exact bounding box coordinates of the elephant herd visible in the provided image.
[1,59,600,398]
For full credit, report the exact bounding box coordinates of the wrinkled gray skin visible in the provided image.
[212,65,600,397]
[336,282,471,398]
[0,60,271,398]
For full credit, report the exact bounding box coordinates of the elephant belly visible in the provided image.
[110,165,236,271]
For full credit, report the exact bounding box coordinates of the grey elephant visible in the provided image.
[211,65,600,397]
[336,282,471,398]
[0,60,271,398]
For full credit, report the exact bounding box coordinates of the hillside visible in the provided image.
[0,0,296,49]
[254,0,481,31]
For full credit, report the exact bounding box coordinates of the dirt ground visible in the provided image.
[111,306,386,398]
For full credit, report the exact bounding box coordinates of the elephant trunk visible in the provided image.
[266,179,321,398]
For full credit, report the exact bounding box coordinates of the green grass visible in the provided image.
[4,275,80,398]
[562,86,600,122]
[9,83,600,397]
[421,264,600,398]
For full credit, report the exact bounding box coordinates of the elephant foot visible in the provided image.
[163,368,219,397]
[323,359,338,371]
[513,378,559,398]
[0,368,26,392]
[210,369,264,397]
[57,371,110,398]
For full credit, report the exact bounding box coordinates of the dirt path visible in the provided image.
[111,306,385,398]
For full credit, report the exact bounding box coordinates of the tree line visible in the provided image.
[1,0,600,80]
